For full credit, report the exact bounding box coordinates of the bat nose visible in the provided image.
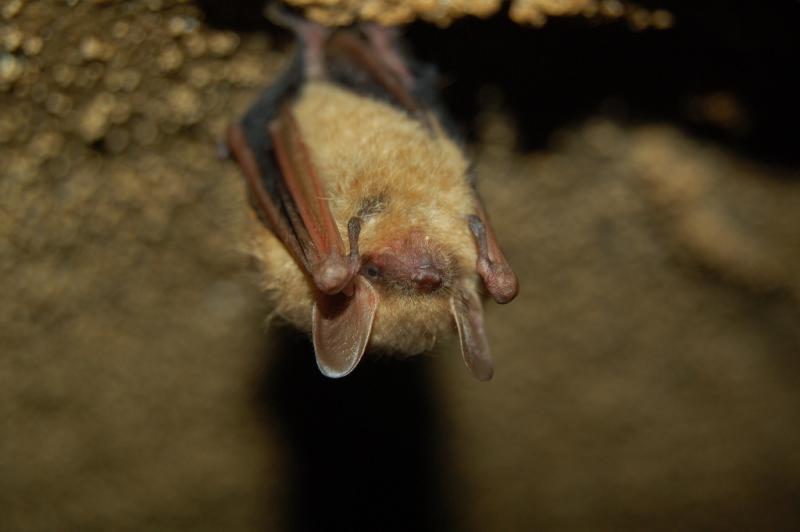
[411,268,442,293]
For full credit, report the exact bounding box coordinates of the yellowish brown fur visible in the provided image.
[250,81,479,356]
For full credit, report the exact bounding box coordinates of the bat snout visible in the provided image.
[363,248,448,294]
[410,267,443,293]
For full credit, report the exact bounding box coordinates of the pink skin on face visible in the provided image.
[361,231,450,293]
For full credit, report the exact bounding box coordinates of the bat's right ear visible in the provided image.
[451,288,494,381]
[312,276,379,378]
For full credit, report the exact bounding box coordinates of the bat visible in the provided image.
[226,12,517,380]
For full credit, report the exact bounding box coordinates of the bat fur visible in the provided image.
[251,81,480,356]
[228,17,517,379]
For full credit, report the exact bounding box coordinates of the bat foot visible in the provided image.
[263,3,304,31]
[264,3,330,79]
[361,25,413,88]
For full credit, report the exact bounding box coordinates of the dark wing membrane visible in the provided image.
[227,125,307,267]
[323,27,466,133]
[268,106,356,295]
[227,30,382,377]
[326,27,465,142]
[228,27,431,284]
[227,44,356,295]
[226,49,308,265]
[325,30,421,116]
[239,50,305,199]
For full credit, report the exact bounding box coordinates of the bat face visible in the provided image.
[229,21,516,380]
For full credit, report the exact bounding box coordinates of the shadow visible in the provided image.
[255,326,456,532]
[195,0,273,31]
[405,1,800,168]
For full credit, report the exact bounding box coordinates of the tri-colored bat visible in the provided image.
[226,15,517,380]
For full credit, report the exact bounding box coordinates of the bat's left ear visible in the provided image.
[451,288,494,381]
[312,276,379,378]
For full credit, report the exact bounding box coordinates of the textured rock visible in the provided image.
[1,1,799,532]
[283,0,672,28]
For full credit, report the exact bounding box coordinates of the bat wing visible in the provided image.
[324,29,421,117]
[227,44,377,376]
[267,105,357,294]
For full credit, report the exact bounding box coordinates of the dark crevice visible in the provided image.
[405,1,800,167]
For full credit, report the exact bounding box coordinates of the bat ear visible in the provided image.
[312,276,379,378]
[450,288,494,381]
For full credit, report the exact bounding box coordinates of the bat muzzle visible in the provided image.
[410,267,443,293]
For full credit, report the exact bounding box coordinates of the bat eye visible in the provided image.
[362,263,381,280]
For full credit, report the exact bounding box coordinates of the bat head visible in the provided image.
[311,227,458,379]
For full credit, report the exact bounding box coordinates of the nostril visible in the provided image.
[412,269,442,293]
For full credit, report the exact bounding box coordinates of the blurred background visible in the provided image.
[2,1,799,531]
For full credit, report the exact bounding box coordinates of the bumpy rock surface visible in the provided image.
[2,1,799,532]
[285,0,672,28]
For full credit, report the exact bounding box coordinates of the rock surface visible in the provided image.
[2,1,799,532]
